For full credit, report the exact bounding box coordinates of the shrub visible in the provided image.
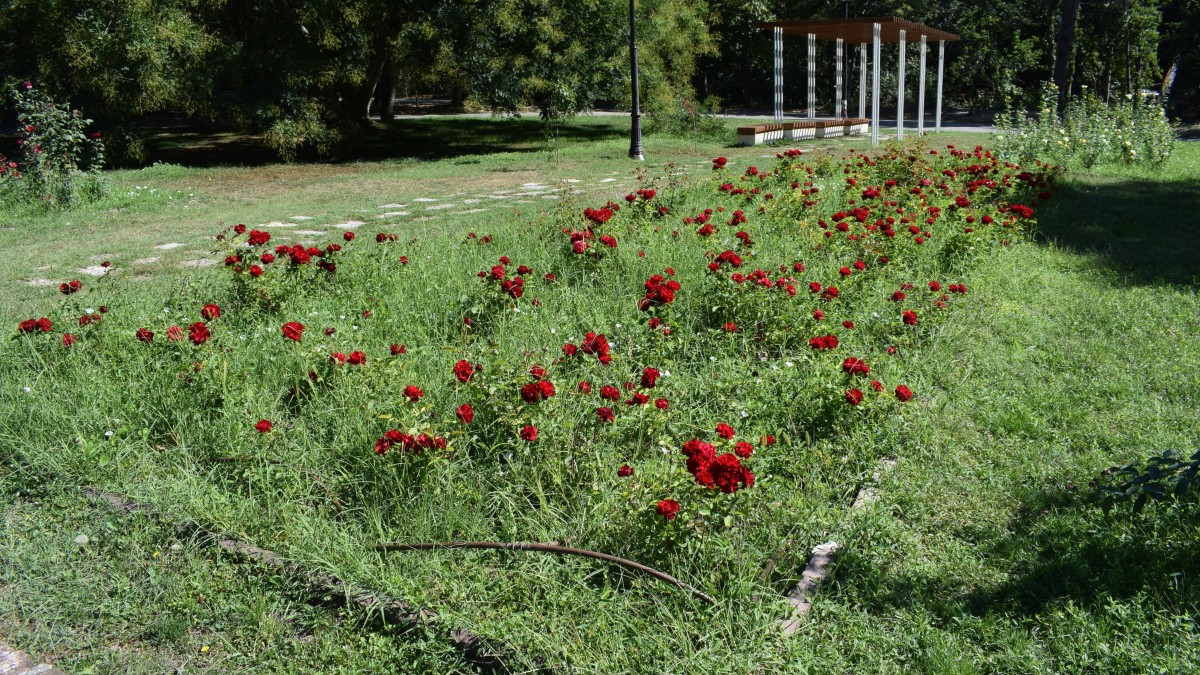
[994,82,1176,168]
[644,95,726,142]
[0,81,107,209]
[1101,449,1200,513]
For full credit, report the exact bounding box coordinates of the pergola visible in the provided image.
[757,17,960,145]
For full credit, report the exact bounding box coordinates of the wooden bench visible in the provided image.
[736,118,870,146]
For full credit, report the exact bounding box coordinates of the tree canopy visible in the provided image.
[0,0,1194,162]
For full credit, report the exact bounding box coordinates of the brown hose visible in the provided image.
[375,541,717,605]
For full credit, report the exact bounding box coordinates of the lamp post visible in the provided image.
[629,0,644,160]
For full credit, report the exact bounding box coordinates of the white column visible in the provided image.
[871,23,881,146]
[835,38,844,118]
[774,27,783,123]
[918,35,927,136]
[896,29,906,141]
[859,43,867,118]
[936,40,945,132]
[807,33,816,119]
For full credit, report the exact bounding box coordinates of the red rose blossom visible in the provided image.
[457,404,475,424]
[188,322,210,345]
[201,304,221,321]
[845,388,864,405]
[618,465,633,478]
[519,425,538,442]
[256,419,273,433]
[895,385,914,402]
[453,359,475,382]
[656,499,680,520]
[403,385,424,402]
[281,322,305,341]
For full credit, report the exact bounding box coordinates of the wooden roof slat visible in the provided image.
[756,17,959,43]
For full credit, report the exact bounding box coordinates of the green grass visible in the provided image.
[1,121,1198,673]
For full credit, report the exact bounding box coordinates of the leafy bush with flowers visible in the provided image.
[3,138,1062,652]
[0,81,107,210]
[995,82,1177,168]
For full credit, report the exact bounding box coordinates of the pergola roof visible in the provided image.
[757,17,959,44]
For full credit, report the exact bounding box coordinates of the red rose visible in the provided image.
[234,224,247,235]
[599,385,620,402]
[618,464,633,478]
[654,398,668,410]
[734,441,754,458]
[722,322,738,333]
[640,367,660,389]
[188,321,210,345]
[519,425,538,442]
[166,325,183,341]
[62,333,78,347]
[457,404,475,424]
[716,423,735,440]
[845,388,864,405]
[247,229,271,246]
[135,327,154,343]
[453,359,475,382]
[562,343,577,356]
[596,407,615,423]
[391,344,406,355]
[403,385,424,402]
[249,265,264,277]
[201,304,220,321]
[929,280,942,292]
[281,322,305,341]
[656,499,680,520]
[842,358,870,376]
[577,381,592,394]
[902,310,919,325]
[347,351,366,365]
[895,385,914,402]
[761,435,776,446]
[710,453,754,494]
[256,419,273,433]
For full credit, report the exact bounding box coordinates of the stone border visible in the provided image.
[0,641,67,675]
[778,457,898,632]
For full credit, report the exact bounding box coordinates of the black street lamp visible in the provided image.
[629,0,644,161]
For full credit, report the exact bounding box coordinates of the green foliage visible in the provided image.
[994,82,1176,168]
[0,82,106,210]
[1101,449,1200,512]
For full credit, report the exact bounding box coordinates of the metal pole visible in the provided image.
[871,23,881,146]
[859,43,867,118]
[629,0,644,160]
[835,38,844,118]
[918,35,927,136]
[774,27,783,123]
[807,33,816,119]
[897,29,906,141]
[936,40,945,133]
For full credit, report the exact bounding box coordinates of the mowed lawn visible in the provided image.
[2,118,1199,673]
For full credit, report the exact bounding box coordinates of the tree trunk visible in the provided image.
[378,66,397,121]
[354,15,407,121]
[1054,0,1080,107]
[451,81,467,109]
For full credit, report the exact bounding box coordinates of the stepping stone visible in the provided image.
[378,212,409,217]
[289,215,314,220]
[155,242,185,250]
[262,221,297,228]
[522,183,549,189]
[598,178,617,183]
[462,199,481,204]
[329,221,365,229]
[559,179,581,183]
[379,203,406,208]
[488,195,512,200]
[24,278,57,287]
[425,203,455,211]
[293,229,327,235]
[780,542,840,634]
[412,197,438,203]
[133,257,160,265]
[180,259,215,268]
[453,209,487,215]
[77,265,110,277]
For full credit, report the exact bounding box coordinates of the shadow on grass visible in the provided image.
[833,488,1200,622]
[1035,175,1200,287]
[141,116,627,168]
